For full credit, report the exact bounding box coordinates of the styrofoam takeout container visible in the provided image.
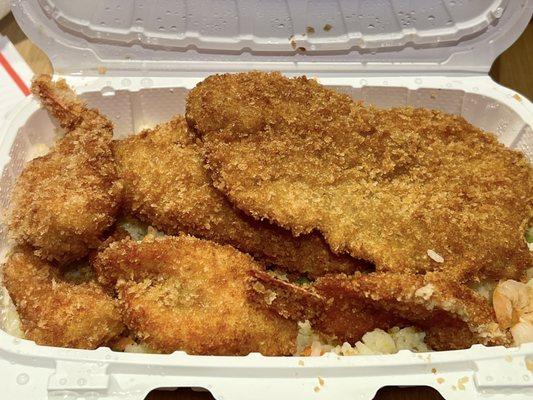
[1,1,533,399]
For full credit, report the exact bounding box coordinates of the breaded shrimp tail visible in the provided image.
[93,235,298,355]
[113,116,368,278]
[7,75,122,264]
[2,247,124,349]
[186,71,533,282]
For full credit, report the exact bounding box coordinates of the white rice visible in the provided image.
[427,249,444,263]
[124,342,156,353]
[0,287,23,338]
[296,320,431,356]
[24,143,50,162]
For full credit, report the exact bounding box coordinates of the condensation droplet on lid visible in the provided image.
[13,338,20,345]
[368,24,375,29]
[16,373,29,385]
[141,78,153,88]
[359,79,368,86]
[158,26,165,31]
[135,18,143,24]
[493,7,503,18]
[415,78,423,84]
[59,378,67,385]
[428,15,435,22]
[77,378,87,386]
[100,86,115,97]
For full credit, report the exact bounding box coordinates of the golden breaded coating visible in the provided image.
[250,270,402,346]
[113,116,366,278]
[315,273,509,350]
[93,235,297,355]
[7,75,122,264]
[186,71,533,282]
[251,270,509,350]
[2,247,124,349]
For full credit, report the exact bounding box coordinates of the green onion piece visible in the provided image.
[526,227,533,243]
[296,276,311,285]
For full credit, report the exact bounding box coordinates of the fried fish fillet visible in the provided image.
[113,116,366,277]
[7,75,122,264]
[250,270,508,350]
[2,247,124,349]
[186,71,533,282]
[93,235,297,355]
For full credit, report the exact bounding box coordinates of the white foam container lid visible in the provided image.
[1,1,533,399]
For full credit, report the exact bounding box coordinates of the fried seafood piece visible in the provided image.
[249,270,398,345]
[186,71,533,282]
[7,75,122,264]
[2,247,124,349]
[92,235,298,355]
[113,116,365,278]
[492,279,533,345]
[250,270,509,350]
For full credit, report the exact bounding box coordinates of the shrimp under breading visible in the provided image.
[493,279,533,345]
[92,235,297,355]
[2,247,124,349]
[7,75,122,264]
[186,71,533,282]
[113,116,366,278]
[250,270,509,350]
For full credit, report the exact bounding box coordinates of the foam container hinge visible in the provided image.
[1,0,533,399]
[0,75,532,400]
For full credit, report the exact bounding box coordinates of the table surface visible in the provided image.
[1,12,531,400]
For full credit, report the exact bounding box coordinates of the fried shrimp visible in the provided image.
[2,247,124,349]
[7,75,122,264]
[93,235,297,355]
[113,116,365,277]
[186,71,533,282]
[493,279,533,345]
[250,270,508,350]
